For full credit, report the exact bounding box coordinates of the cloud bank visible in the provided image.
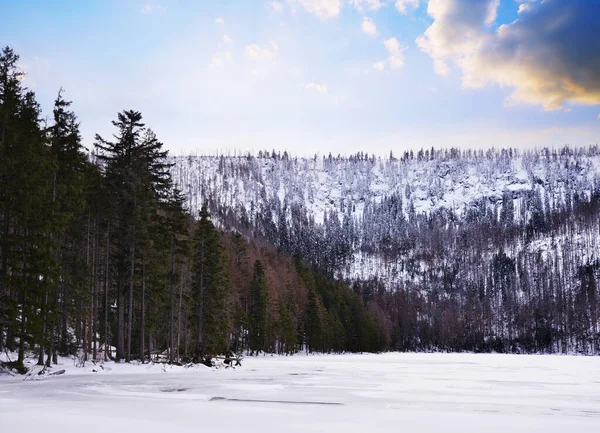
[417,0,600,110]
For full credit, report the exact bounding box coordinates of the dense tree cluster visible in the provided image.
[0,47,385,373]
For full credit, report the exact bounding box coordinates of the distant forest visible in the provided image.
[172,149,600,355]
[1,45,599,375]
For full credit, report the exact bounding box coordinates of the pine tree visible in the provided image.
[94,110,172,361]
[44,89,90,366]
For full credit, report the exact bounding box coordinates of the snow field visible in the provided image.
[1,353,599,432]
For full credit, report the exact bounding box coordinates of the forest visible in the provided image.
[0,46,384,373]
[172,134,600,356]
[1,44,600,376]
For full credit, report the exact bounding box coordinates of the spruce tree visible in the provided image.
[94,110,172,361]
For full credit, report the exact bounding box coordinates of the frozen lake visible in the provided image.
[2,353,599,432]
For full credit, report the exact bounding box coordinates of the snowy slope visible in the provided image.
[171,149,600,224]
[170,148,600,285]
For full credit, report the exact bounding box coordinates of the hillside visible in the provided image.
[171,147,600,278]
[171,147,600,353]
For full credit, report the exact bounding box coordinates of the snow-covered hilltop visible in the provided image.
[172,147,600,226]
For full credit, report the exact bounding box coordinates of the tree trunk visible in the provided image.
[117,281,124,360]
[104,222,110,361]
[18,297,26,365]
[83,213,90,362]
[140,259,145,363]
[169,246,175,363]
[196,237,205,361]
[37,294,46,366]
[82,312,88,362]
[184,304,189,360]
[177,264,185,363]
[0,205,11,352]
[127,225,135,362]
[43,170,56,368]
[92,219,99,361]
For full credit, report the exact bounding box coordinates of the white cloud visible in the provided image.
[395,0,419,14]
[373,38,406,71]
[349,0,384,12]
[305,82,328,94]
[141,4,166,14]
[271,1,284,13]
[389,55,405,70]
[517,3,533,14]
[384,38,400,53]
[210,52,233,67]
[484,0,500,25]
[223,34,232,44]
[245,44,261,58]
[416,0,600,110]
[362,17,377,37]
[246,41,280,59]
[287,0,342,20]
[215,17,225,24]
[598,113,600,120]
[384,37,406,69]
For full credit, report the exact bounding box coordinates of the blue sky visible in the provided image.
[2,0,599,156]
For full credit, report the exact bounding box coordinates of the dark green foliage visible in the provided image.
[94,110,174,362]
[297,260,384,353]
[192,206,230,362]
[0,47,57,368]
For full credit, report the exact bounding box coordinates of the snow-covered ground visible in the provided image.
[2,353,599,432]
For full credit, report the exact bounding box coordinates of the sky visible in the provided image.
[2,0,600,156]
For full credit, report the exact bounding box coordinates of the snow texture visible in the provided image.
[2,353,599,432]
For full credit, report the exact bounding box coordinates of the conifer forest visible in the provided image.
[1,44,600,376]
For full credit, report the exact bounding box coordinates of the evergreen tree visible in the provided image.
[44,89,90,366]
[94,110,172,361]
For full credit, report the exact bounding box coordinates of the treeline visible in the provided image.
[0,47,384,373]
